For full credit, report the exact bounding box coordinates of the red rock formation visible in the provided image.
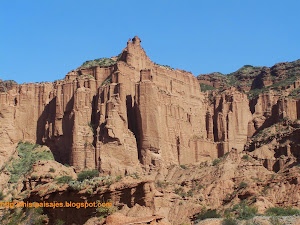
[25,177,156,225]
[0,37,204,174]
[1,36,299,176]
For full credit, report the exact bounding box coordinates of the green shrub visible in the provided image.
[200,83,216,92]
[96,203,117,219]
[180,192,187,198]
[174,187,188,198]
[212,158,221,166]
[31,174,39,180]
[155,63,174,70]
[156,180,163,188]
[195,208,221,221]
[115,175,122,182]
[248,88,264,99]
[77,74,95,80]
[45,173,53,179]
[104,179,113,186]
[100,75,112,87]
[231,201,258,220]
[174,187,184,195]
[156,181,169,188]
[180,165,187,169]
[269,217,283,225]
[289,87,300,99]
[187,190,193,197]
[0,208,25,225]
[55,219,65,225]
[85,189,93,194]
[222,217,238,225]
[88,122,96,133]
[238,182,248,189]
[27,207,46,225]
[68,181,82,191]
[7,142,54,183]
[265,207,300,216]
[0,191,4,200]
[77,169,99,182]
[56,176,73,184]
[48,185,56,192]
[242,155,250,161]
[49,168,55,173]
[223,152,229,157]
[0,207,46,225]
[80,58,117,69]
[129,173,139,179]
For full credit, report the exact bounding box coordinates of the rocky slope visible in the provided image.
[0,36,299,224]
[197,60,300,93]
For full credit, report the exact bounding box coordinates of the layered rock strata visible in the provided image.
[1,36,299,174]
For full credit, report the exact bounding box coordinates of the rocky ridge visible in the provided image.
[0,36,299,224]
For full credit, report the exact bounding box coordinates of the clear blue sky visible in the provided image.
[1,0,299,84]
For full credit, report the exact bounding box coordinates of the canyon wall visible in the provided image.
[1,36,299,174]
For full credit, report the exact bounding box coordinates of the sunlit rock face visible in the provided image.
[1,36,299,175]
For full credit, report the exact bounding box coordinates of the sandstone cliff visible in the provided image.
[1,36,300,225]
[1,36,260,175]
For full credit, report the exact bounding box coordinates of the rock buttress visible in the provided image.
[3,36,297,174]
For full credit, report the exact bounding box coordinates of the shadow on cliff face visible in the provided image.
[126,95,136,137]
[36,98,55,144]
[213,97,224,142]
[91,95,99,148]
[251,71,265,90]
[249,97,258,114]
[126,95,142,162]
[36,96,74,165]
[251,104,279,139]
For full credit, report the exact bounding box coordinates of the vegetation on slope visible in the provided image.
[100,75,112,86]
[0,80,18,92]
[200,83,216,92]
[80,58,117,69]
[197,59,300,100]
[226,65,262,86]
[265,207,300,216]
[76,74,95,80]
[288,87,300,98]
[7,142,54,183]
[248,74,299,99]
[0,207,47,225]
[154,62,174,70]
